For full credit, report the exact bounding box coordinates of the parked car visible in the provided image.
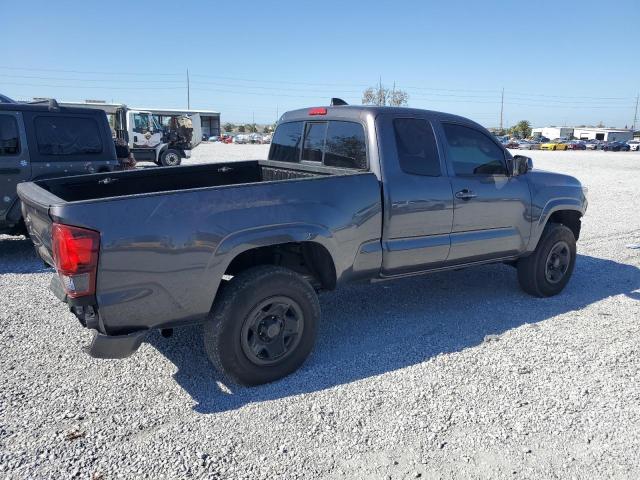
[517,140,535,150]
[566,141,586,150]
[584,140,601,150]
[603,141,630,151]
[0,100,118,234]
[249,133,263,144]
[19,103,587,385]
[540,139,569,151]
[628,140,640,151]
[234,134,250,144]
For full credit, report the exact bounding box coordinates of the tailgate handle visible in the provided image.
[218,166,233,173]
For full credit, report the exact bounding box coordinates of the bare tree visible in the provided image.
[362,81,409,107]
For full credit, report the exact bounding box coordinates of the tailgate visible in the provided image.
[16,181,63,266]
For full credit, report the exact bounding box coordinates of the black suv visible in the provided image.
[0,100,118,234]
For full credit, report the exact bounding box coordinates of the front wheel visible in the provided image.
[517,223,576,297]
[204,266,320,385]
[159,148,182,166]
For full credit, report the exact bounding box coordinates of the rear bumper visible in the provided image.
[50,276,147,359]
[85,329,148,359]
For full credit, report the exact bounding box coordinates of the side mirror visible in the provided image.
[510,155,533,176]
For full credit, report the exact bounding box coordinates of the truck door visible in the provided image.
[128,111,161,147]
[379,114,454,275]
[437,122,531,262]
[0,111,30,228]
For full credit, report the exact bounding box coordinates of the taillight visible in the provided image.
[308,107,327,116]
[52,223,100,298]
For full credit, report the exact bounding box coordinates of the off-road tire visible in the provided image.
[204,266,320,385]
[517,222,576,297]
[159,148,181,166]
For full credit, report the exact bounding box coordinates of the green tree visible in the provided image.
[513,120,532,139]
[223,122,235,132]
[237,124,246,133]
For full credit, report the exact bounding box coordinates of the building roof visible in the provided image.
[572,127,633,132]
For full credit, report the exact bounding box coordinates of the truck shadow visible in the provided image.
[148,254,639,414]
[0,235,51,275]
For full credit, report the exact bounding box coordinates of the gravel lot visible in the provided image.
[1,147,639,479]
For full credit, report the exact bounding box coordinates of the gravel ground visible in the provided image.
[1,147,639,479]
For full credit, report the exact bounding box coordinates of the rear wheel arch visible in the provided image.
[223,241,337,291]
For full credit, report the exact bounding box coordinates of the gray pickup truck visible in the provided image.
[18,104,587,385]
[0,100,117,234]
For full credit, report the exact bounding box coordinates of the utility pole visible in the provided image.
[633,93,639,131]
[499,87,504,131]
[186,69,190,109]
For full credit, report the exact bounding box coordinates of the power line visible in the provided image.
[0,73,185,84]
[1,66,636,103]
[0,65,183,77]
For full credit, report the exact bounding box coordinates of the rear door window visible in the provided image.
[0,115,20,156]
[269,121,303,162]
[324,121,367,169]
[393,118,441,176]
[301,122,327,162]
[34,116,103,156]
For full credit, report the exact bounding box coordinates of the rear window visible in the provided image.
[34,116,103,156]
[270,119,367,170]
[0,115,20,156]
[269,121,303,162]
[324,121,367,169]
[301,122,327,162]
[393,118,441,176]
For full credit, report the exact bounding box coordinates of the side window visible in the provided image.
[34,116,103,156]
[324,121,367,169]
[301,122,327,162]
[268,121,303,162]
[0,115,20,156]
[393,118,441,176]
[442,123,507,175]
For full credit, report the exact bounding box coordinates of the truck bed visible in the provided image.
[17,160,383,334]
[33,160,328,202]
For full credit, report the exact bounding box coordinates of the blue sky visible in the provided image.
[2,0,639,127]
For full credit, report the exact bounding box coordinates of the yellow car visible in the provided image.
[540,139,569,151]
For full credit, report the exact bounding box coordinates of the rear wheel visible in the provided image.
[204,266,320,385]
[159,148,182,166]
[517,223,576,297]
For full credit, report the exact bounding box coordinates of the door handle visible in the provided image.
[455,189,477,200]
